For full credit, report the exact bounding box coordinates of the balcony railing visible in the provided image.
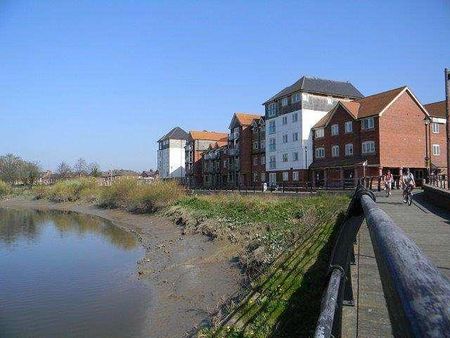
[228,148,240,156]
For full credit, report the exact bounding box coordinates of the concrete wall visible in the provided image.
[422,184,450,211]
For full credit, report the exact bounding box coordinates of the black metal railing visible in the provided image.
[314,185,450,338]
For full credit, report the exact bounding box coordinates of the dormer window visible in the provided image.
[281,97,289,106]
[362,117,375,130]
[315,128,324,138]
[331,124,339,136]
[291,93,301,103]
[267,102,278,117]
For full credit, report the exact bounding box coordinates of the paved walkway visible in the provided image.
[342,189,450,337]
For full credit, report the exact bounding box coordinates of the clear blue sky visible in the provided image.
[1,1,449,171]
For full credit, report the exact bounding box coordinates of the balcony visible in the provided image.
[228,148,240,156]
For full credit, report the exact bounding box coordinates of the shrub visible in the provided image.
[45,178,97,202]
[0,180,11,197]
[97,177,138,208]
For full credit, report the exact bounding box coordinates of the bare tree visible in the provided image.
[73,158,88,176]
[88,162,101,177]
[57,161,72,179]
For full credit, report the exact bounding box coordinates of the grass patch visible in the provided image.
[33,177,98,202]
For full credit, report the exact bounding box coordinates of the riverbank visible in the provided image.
[0,196,242,338]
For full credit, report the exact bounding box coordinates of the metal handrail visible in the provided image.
[314,185,450,338]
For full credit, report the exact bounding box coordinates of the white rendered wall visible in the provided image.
[157,139,186,179]
[301,108,329,168]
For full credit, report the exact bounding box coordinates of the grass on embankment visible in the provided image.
[0,180,12,198]
[26,178,349,337]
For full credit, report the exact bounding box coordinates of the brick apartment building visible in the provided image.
[263,76,363,186]
[310,86,438,186]
[201,140,228,188]
[423,100,448,173]
[251,116,266,185]
[185,131,228,188]
[227,113,263,187]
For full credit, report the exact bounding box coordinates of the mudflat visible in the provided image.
[0,197,242,338]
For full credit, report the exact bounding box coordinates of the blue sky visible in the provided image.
[1,1,449,171]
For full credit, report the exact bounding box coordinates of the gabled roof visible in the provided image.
[263,76,363,104]
[313,86,429,129]
[189,130,228,141]
[158,126,189,142]
[229,112,262,129]
[424,100,447,119]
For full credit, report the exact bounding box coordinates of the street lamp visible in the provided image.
[424,116,431,182]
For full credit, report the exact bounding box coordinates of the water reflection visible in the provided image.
[0,208,138,250]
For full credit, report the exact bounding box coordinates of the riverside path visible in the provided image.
[342,189,450,337]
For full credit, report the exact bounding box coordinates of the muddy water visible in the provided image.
[0,208,151,338]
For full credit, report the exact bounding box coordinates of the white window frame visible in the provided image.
[293,132,298,142]
[282,171,289,181]
[261,172,266,182]
[267,102,277,117]
[345,121,353,133]
[281,97,289,107]
[293,152,299,161]
[315,147,325,159]
[345,143,353,156]
[432,144,440,156]
[282,134,288,143]
[331,145,339,157]
[268,120,276,134]
[331,124,339,136]
[282,116,288,125]
[292,112,298,122]
[362,141,376,154]
[315,128,324,138]
[269,156,276,169]
[432,123,440,134]
[269,138,276,152]
[362,117,375,130]
[282,153,288,162]
[291,93,300,104]
[293,171,299,181]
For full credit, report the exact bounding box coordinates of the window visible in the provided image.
[315,147,325,158]
[432,144,440,156]
[253,156,258,166]
[362,141,376,154]
[293,171,299,181]
[253,172,258,182]
[269,156,276,169]
[315,128,324,138]
[282,134,288,143]
[261,155,266,165]
[282,153,288,162]
[261,172,266,182]
[260,140,266,149]
[332,145,339,157]
[269,138,276,152]
[293,132,298,141]
[268,120,276,134]
[281,97,289,106]
[269,172,276,183]
[362,117,375,130]
[345,143,353,156]
[282,116,288,125]
[432,123,440,134]
[291,93,301,103]
[253,142,259,150]
[331,124,339,136]
[267,102,278,117]
[292,112,298,122]
[345,121,353,133]
[283,172,289,181]
[303,93,310,102]
[293,152,299,161]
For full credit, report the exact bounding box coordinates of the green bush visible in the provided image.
[41,178,98,202]
[0,180,11,197]
[97,177,138,208]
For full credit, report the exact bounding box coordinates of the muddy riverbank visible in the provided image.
[0,197,243,338]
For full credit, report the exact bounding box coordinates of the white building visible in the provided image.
[157,127,189,179]
[263,76,363,184]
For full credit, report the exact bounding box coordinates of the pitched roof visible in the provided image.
[263,76,363,104]
[235,112,262,126]
[189,130,228,141]
[424,100,447,119]
[313,86,425,129]
[158,126,189,142]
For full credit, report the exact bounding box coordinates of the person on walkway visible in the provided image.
[384,170,393,197]
[401,168,415,203]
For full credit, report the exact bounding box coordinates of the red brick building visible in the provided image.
[310,86,433,186]
[423,100,448,174]
[201,139,228,188]
[228,113,263,187]
[185,131,228,188]
[251,116,266,185]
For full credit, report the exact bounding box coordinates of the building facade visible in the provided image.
[251,116,266,185]
[263,76,363,185]
[185,131,228,187]
[228,113,262,187]
[201,142,228,188]
[157,127,189,179]
[310,86,435,186]
[423,101,448,173]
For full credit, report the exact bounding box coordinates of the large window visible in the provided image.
[293,132,298,141]
[293,152,299,161]
[362,141,376,154]
[293,171,299,181]
[331,124,339,136]
[261,172,266,182]
[282,172,289,181]
[315,147,325,159]
[345,143,353,156]
[292,112,298,122]
[362,117,375,130]
[268,120,276,134]
[282,134,288,143]
[267,102,278,117]
[260,140,266,149]
[345,121,353,133]
[282,153,288,162]
[315,128,324,138]
[432,144,441,156]
[282,116,288,125]
[281,97,289,106]
[332,145,339,157]
[269,138,276,152]
[269,156,276,169]
[291,93,301,103]
[432,123,440,134]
